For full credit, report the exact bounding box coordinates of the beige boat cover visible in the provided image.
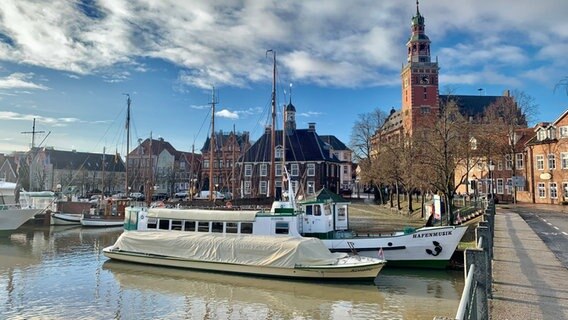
[112,231,347,268]
[148,208,259,222]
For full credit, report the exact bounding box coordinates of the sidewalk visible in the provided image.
[490,209,568,319]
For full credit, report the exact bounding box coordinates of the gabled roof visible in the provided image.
[319,135,350,151]
[552,109,568,126]
[40,148,125,172]
[300,187,349,204]
[379,109,403,133]
[201,131,250,153]
[241,129,339,163]
[131,138,178,159]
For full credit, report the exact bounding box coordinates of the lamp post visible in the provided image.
[488,161,495,202]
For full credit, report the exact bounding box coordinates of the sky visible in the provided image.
[0,0,567,156]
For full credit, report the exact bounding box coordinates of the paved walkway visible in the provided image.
[490,208,568,319]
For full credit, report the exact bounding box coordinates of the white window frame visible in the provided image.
[506,178,512,195]
[561,152,568,169]
[244,164,252,177]
[291,163,299,176]
[496,178,504,194]
[260,163,267,177]
[515,153,524,170]
[548,154,556,170]
[550,182,558,199]
[275,163,282,177]
[203,159,210,169]
[538,182,546,198]
[307,180,315,195]
[505,154,512,170]
[259,181,267,195]
[275,146,283,159]
[536,155,544,170]
[560,126,568,138]
[563,182,568,198]
[307,163,315,177]
[537,129,546,141]
[497,161,503,171]
[244,181,251,195]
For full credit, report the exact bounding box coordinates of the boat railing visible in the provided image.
[0,203,22,210]
[436,200,495,320]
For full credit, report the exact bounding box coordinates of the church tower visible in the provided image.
[401,0,439,135]
[284,87,296,133]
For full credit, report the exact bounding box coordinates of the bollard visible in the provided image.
[465,248,489,320]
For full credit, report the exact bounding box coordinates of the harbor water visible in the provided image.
[0,225,464,319]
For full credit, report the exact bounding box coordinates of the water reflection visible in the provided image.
[0,226,463,319]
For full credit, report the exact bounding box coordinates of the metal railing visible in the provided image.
[435,201,495,320]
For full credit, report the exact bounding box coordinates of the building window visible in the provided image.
[343,165,348,175]
[291,163,299,176]
[291,180,298,195]
[244,181,251,194]
[561,152,568,169]
[204,160,209,168]
[515,153,524,170]
[560,126,568,138]
[259,181,267,195]
[244,164,252,177]
[563,182,568,198]
[420,106,430,114]
[548,154,556,170]
[307,181,315,195]
[307,163,315,176]
[497,179,504,194]
[537,129,546,141]
[497,161,503,171]
[275,180,282,190]
[505,155,512,170]
[505,178,512,195]
[538,183,546,198]
[550,182,558,199]
[536,155,544,170]
[260,163,267,176]
[549,127,557,139]
[275,146,283,159]
[423,87,427,99]
[275,163,282,177]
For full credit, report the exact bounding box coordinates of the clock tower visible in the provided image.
[401,0,439,135]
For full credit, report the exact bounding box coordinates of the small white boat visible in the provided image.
[80,214,124,227]
[103,231,386,280]
[50,212,82,225]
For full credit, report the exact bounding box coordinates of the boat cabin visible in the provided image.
[299,188,350,239]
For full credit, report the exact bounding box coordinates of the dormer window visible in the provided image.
[275,146,283,159]
[537,129,547,141]
[548,126,556,140]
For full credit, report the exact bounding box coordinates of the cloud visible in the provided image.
[0,0,566,90]
[0,73,48,90]
[189,104,209,110]
[215,109,239,120]
[0,110,81,127]
[298,111,323,117]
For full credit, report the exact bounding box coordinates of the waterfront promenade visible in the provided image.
[491,206,568,319]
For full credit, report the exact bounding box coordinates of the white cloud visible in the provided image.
[0,73,48,90]
[298,111,323,118]
[0,111,81,126]
[216,109,239,120]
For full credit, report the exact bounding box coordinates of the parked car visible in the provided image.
[194,191,225,200]
[129,192,145,201]
[174,190,189,199]
[152,193,168,201]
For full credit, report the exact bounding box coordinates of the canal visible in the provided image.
[0,225,463,319]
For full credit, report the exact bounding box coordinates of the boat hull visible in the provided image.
[103,248,384,280]
[81,215,124,228]
[323,226,468,269]
[0,208,41,231]
[51,212,82,225]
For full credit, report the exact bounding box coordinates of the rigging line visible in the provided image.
[191,105,212,147]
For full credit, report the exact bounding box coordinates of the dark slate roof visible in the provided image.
[300,187,349,204]
[285,102,296,112]
[439,95,511,119]
[241,129,339,163]
[41,148,125,172]
[201,131,250,153]
[319,135,350,151]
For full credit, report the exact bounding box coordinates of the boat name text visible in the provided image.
[412,231,452,238]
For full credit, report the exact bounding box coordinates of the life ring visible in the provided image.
[226,201,233,209]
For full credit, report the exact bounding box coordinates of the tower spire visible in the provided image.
[416,0,420,15]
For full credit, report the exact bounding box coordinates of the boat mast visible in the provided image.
[147,132,153,206]
[125,94,131,196]
[208,86,217,201]
[189,144,195,201]
[267,50,276,198]
[231,124,236,199]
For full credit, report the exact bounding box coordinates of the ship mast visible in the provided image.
[267,50,276,198]
[124,94,131,196]
[208,86,218,201]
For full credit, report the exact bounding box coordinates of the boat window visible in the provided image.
[305,205,313,215]
[324,204,332,216]
[240,222,253,234]
[275,222,289,235]
[158,219,170,230]
[211,222,223,233]
[198,221,210,232]
[147,218,157,229]
[184,221,195,231]
[225,222,238,233]
[314,205,321,216]
[171,220,182,231]
[338,207,346,221]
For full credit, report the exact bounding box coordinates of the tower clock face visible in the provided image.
[420,75,429,84]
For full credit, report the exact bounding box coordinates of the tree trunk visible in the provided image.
[408,189,414,213]
[395,181,401,211]
[389,185,394,208]
[420,191,425,219]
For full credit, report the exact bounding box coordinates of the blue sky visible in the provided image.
[0,0,567,155]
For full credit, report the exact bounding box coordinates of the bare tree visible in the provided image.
[349,108,389,162]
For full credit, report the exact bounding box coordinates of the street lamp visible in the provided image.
[488,161,495,202]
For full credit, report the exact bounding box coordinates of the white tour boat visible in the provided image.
[0,181,54,231]
[103,230,386,280]
[51,212,82,225]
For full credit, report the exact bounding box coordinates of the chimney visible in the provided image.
[503,89,511,97]
[308,122,316,132]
